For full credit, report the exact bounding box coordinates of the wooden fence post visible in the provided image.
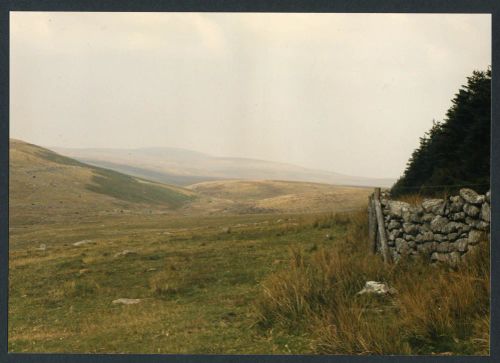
[373,187,391,264]
[368,194,377,254]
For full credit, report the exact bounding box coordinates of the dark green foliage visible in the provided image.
[392,68,491,197]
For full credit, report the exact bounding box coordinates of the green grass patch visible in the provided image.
[86,168,193,207]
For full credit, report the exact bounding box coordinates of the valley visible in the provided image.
[8,139,371,353]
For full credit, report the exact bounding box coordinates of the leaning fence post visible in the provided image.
[373,187,391,264]
[368,194,377,254]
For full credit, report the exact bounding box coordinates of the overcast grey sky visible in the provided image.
[10,12,491,178]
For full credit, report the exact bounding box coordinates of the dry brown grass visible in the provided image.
[393,193,426,206]
[189,179,372,214]
[255,209,490,355]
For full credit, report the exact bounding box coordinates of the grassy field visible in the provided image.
[9,212,348,353]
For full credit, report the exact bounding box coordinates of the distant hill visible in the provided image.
[9,139,195,224]
[391,68,491,196]
[188,179,372,214]
[50,146,394,188]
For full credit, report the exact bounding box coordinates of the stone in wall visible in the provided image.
[430,216,449,233]
[449,195,465,212]
[481,202,490,222]
[387,220,401,230]
[422,199,446,215]
[387,200,410,218]
[464,203,480,218]
[460,188,485,204]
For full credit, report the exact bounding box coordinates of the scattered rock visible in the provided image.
[357,281,397,295]
[114,250,137,258]
[78,268,90,275]
[112,298,141,305]
[73,239,94,247]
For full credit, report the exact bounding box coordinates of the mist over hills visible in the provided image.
[51,146,395,188]
[10,139,374,221]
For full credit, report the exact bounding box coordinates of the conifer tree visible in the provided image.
[391,68,491,196]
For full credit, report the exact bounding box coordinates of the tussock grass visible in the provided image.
[255,210,490,355]
[394,193,426,206]
[312,212,351,229]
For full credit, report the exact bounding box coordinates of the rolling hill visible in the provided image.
[50,146,395,188]
[187,179,372,214]
[9,139,195,224]
[10,139,373,221]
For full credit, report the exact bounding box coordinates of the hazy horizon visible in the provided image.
[43,142,394,180]
[10,12,491,179]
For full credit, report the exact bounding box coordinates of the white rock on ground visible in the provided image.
[112,298,141,305]
[114,250,137,258]
[72,239,94,247]
[357,281,397,295]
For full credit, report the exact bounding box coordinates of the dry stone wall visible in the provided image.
[377,188,490,265]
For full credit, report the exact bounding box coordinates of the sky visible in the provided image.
[10,12,491,178]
